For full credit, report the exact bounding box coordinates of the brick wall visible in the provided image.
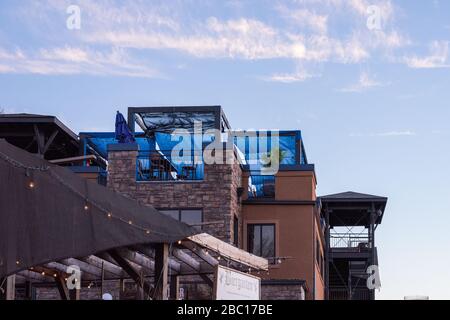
[107,147,242,243]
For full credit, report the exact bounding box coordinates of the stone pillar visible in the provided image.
[107,143,139,195]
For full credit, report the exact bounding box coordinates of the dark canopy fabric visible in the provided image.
[0,139,195,278]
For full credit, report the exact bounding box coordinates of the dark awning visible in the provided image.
[319,191,388,226]
[0,139,196,278]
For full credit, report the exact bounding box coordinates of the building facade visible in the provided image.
[0,109,387,300]
[89,106,323,299]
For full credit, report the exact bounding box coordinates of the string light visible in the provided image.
[177,240,182,245]
[41,272,45,276]
[16,260,20,265]
[217,256,221,261]
[53,273,57,278]
[0,150,193,241]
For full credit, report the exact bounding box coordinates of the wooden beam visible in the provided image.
[187,233,268,271]
[49,154,97,164]
[18,270,51,282]
[24,281,33,300]
[42,129,59,154]
[33,124,45,155]
[82,255,126,278]
[31,265,71,280]
[4,276,15,300]
[60,258,103,278]
[55,276,70,301]
[70,287,80,300]
[169,275,179,300]
[181,242,219,267]
[200,274,214,288]
[108,249,154,299]
[154,243,169,300]
[172,248,200,271]
[116,248,155,272]
[135,245,181,273]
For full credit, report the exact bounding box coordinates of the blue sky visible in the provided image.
[1,0,450,299]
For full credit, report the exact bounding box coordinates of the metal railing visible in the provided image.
[329,287,371,300]
[136,150,203,182]
[330,233,369,249]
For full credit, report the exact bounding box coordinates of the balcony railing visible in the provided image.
[330,233,369,249]
[136,150,203,182]
[329,287,371,300]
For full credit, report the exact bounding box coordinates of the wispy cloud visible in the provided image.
[350,130,416,137]
[0,46,160,78]
[0,0,415,79]
[375,130,416,137]
[262,71,316,83]
[339,72,386,93]
[404,41,450,69]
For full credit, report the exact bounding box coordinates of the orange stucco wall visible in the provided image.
[242,169,325,300]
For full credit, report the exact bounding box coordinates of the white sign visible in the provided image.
[214,265,260,300]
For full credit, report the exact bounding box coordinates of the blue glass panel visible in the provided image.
[248,175,275,198]
[233,131,301,168]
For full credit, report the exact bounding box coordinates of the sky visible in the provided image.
[1,0,450,300]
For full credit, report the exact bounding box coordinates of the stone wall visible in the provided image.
[261,283,306,300]
[107,147,242,244]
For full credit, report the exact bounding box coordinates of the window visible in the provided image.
[247,224,275,259]
[160,209,203,230]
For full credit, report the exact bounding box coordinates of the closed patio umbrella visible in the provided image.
[115,111,135,143]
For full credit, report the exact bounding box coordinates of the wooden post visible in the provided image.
[25,281,32,300]
[101,261,105,298]
[154,243,169,300]
[108,249,154,299]
[169,275,179,300]
[6,275,16,300]
[119,278,125,300]
[70,288,80,300]
[55,276,70,301]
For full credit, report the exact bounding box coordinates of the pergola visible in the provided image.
[0,140,268,300]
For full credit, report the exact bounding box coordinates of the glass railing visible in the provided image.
[136,150,204,182]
